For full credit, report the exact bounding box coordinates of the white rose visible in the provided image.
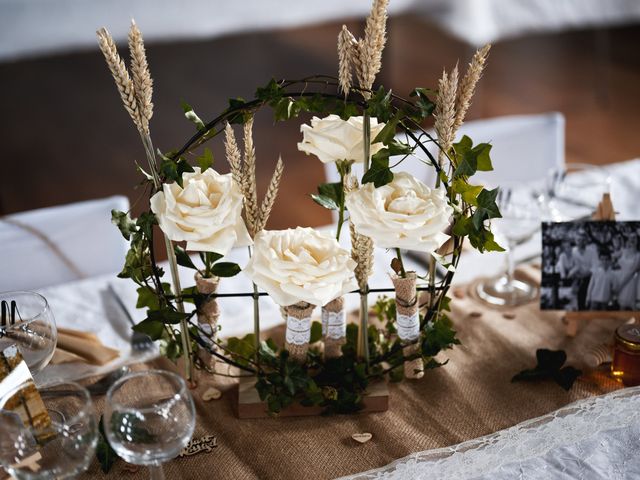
[297,114,385,164]
[243,227,357,307]
[345,172,453,253]
[150,167,252,255]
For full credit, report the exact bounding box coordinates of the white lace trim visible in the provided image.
[396,312,419,341]
[322,309,346,340]
[338,386,640,480]
[285,315,311,345]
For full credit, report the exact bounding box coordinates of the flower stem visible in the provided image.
[141,132,193,384]
[248,246,260,365]
[395,248,407,278]
[363,112,371,172]
[357,289,370,368]
[336,170,346,241]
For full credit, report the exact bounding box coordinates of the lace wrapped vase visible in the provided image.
[195,273,220,370]
[392,272,424,379]
[322,296,346,359]
[284,302,315,363]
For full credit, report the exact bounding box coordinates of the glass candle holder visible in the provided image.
[611,324,640,386]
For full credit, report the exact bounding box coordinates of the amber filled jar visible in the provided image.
[611,324,640,386]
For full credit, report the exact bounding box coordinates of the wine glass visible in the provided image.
[0,380,97,479]
[476,186,541,306]
[0,291,57,373]
[104,370,195,480]
[542,163,611,221]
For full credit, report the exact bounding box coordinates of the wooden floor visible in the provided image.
[1,15,639,231]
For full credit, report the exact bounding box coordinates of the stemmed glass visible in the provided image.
[476,186,541,306]
[0,291,57,373]
[0,380,97,479]
[542,163,611,221]
[104,370,195,480]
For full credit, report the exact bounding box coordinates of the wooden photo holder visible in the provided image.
[564,193,640,336]
[234,377,388,419]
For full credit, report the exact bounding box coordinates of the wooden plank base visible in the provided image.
[234,377,389,419]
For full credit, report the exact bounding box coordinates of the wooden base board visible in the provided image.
[234,377,389,419]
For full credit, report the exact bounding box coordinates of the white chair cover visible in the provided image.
[0,196,129,291]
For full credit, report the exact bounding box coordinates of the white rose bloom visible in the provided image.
[150,167,252,255]
[243,227,357,307]
[345,172,453,253]
[297,114,385,164]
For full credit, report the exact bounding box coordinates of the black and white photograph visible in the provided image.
[541,221,640,311]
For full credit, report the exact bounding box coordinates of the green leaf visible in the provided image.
[255,78,283,103]
[175,246,197,270]
[160,157,194,186]
[453,137,493,178]
[362,152,393,187]
[132,318,164,340]
[96,416,119,473]
[136,286,160,310]
[197,148,214,171]
[310,321,322,343]
[312,182,343,210]
[111,210,137,241]
[366,86,393,122]
[409,88,436,119]
[147,308,189,325]
[211,262,241,278]
[227,97,251,124]
[467,226,505,253]
[373,115,399,144]
[452,179,484,206]
[472,188,502,230]
[273,97,301,121]
[181,101,206,131]
[311,194,338,210]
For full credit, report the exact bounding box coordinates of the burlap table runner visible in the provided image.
[78,267,622,479]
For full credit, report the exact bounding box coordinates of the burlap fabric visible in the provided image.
[284,302,315,363]
[391,272,424,379]
[77,266,622,479]
[323,296,346,359]
[194,273,220,372]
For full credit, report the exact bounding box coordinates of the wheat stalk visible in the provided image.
[128,20,153,134]
[338,26,358,96]
[256,156,284,232]
[97,28,144,134]
[242,118,260,234]
[359,0,389,93]
[454,44,491,132]
[345,175,373,288]
[224,122,243,184]
[434,65,459,166]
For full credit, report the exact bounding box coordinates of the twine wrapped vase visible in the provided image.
[195,273,220,370]
[392,272,424,379]
[284,302,315,363]
[322,296,346,359]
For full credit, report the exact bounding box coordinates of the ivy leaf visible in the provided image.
[159,156,194,186]
[452,179,483,206]
[468,226,505,253]
[409,88,436,119]
[312,182,343,210]
[472,188,502,230]
[111,210,137,241]
[96,416,119,473]
[132,318,164,340]
[274,97,301,121]
[311,194,338,210]
[181,101,206,131]
[197,148,214,171]
[362,152,393,187]
[174,246,197,270]
[147,308,189,325]
[366,86,393,122]
[227,97,250,124]
[136,286,160,310]
[373,115,399,144]
[211,262,241,278]
[452,136,493,178]
[310,321,323,343]
[255,78,283,103]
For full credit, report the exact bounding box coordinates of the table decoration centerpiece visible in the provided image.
[97,0,502,415]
